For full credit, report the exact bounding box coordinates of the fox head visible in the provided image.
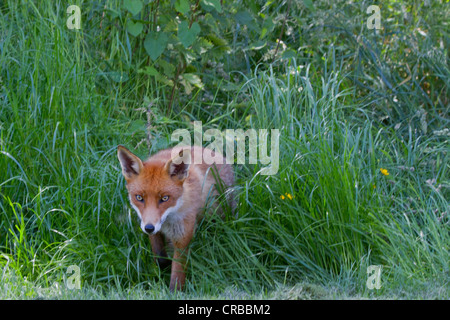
[117,145,190,235]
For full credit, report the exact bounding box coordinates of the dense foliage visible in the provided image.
[0,0,448,298]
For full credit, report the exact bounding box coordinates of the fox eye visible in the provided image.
[161,195,169,202]
[135,195,144,202]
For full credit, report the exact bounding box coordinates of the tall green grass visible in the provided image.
[0,1,448,299]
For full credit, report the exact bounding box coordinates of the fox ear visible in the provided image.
[117,145,143,180]
[165,148,191,181]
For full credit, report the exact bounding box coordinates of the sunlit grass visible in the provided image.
[0,0,448,299]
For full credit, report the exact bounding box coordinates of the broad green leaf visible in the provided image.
[260,27,268,39]
[194,37,214,54]
[108,9,121,19]
[260,18,274,39]
[235,9,259,32]
[302,0,315,11]
[206,34,231,54]
[235,10,253,25]
[158,60,176,78]
[249,40,266,51]
[201,0,222,13]
[175,0,190,15]
[178,21,201,48]
[263,0,274,8]
[180,79,193,94]
[144,32,169,61]
[281,49,297,59]
[126,20,143,37]
[139,66,159,76]
[155,74,174,87]
[207,34,228,47]
[124,0,143,16]
[182,73,203,87]
[180,73,203,95]
[128,119,146,133]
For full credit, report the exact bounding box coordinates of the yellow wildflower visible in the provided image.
[280,193,294,200]
[380,168,389,176]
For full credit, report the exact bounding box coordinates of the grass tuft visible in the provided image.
[0,0,448,299]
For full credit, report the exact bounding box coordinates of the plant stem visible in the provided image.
[189,0,201,28]
[273,0,291,60]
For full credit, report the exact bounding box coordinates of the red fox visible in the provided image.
[117,145,235,291]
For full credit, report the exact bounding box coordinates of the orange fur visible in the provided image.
[118,145,234,291]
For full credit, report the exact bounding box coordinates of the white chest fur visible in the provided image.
[160,198,186,240]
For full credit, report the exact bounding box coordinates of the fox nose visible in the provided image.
[144,224,155,234]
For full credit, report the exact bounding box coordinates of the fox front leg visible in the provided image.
[149,233,171,269]
[169,222,195,292]
[169,243,190,292]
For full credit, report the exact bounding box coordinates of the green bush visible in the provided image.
[0,0,448,298]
